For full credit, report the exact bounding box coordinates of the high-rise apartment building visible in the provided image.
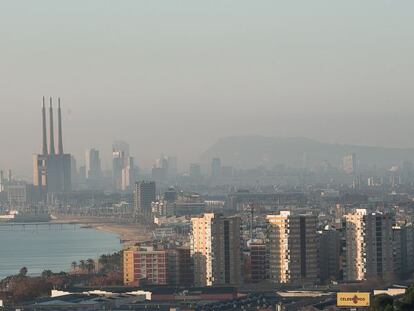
[344,209,394,281]
[123,246,193,287]
[393,225,414,279]
[133,181,156,219]
[342,153,357,174]
[318,227,341,283]
[266,211,318,285]
[191,213,242,287]
[33,97,71,196]
[249,241,267,284]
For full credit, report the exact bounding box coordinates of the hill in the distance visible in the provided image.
[201,136,414,169]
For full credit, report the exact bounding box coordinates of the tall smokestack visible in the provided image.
[49,97,55,155]
[58,98,64,154]
[42,97,48,155]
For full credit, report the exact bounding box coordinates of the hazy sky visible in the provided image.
[1,1,414,178]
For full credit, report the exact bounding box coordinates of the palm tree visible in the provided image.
[86,259,95,274]
[19,267,28,277]
[79,260,86,272]
[71,261,77,272]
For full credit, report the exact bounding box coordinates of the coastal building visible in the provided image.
[190,213,242,287]
[123,246,193,287]
[266,211,318,285]
[344,209,394,281]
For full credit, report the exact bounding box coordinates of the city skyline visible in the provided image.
[1,1,414,177]
[3,2,414,310]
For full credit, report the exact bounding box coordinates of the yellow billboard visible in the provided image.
[337,292,370,307]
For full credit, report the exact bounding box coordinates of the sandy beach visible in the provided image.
[52,215,152,246]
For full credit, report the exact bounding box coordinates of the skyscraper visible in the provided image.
[85,149,101,180]
[344,209,394,281]
[190,213,242,287]
[122,156,135,191]
[266,211,318,285]
[112,140,130,191]
[33,97,71,196]
[211,158,221,179]
[133,181,156,219]
[189,163,202,180]
[342,153,357,174]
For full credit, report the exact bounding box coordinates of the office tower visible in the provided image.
[152,155,170,182]
[344,209,394,281]
[267,211,318,285]
[113,140,130,158]
[124,246,193,287]
[211,158,221,178]
[393,225,414,279]
[85,149,101,180]
[133,181,156,219]
[167,156,178,177]
[0,170,4,192]
[318,227,341,283]
[189,163,202,180]
[342,153,357,174]
[112,151,125,190]
[191,213,242,287]
[33,97,71,195]
[122,157,135,191]
[164,187,177,203]
[112,140,130,190]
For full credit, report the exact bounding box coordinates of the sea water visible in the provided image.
[0,223,121,279]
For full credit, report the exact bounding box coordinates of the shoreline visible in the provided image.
[52,215,152,246]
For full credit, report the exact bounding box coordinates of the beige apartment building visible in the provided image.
[267,211,318,285]
[344,209,394,281]
[190,213,241,287]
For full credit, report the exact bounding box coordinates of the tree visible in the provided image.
[369,294,394,311]
[86,259,95,274]
[18,267,28,277]
[79,260,86,272]
[71,261,77,271]
[395,283,414,311]
[41,270,53,278]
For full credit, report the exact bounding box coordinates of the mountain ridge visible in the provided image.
[201,135,414,169]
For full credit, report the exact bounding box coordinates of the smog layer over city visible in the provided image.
[1,1,414,310]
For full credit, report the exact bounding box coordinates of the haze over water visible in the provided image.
[0,224,121,279]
